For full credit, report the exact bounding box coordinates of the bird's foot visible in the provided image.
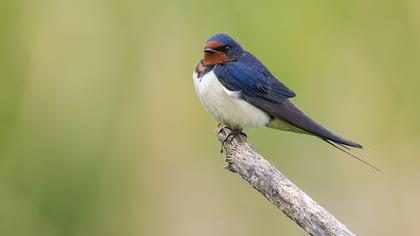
[221,129,247,146]
[216,126,247,153]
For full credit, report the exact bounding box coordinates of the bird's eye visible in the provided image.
[225,46,230,51]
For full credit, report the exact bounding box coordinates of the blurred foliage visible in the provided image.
[1,0,420,235]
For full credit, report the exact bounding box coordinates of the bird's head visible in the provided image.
[203,34,244,65]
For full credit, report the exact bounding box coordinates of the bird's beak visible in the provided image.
[204,48,218,53]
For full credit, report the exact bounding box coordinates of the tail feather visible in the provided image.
[266,100,382,171]
[323,139,382,172]
[248,93,381,171]
[270,101,363,148]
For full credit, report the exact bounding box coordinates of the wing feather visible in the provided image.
[213,53,362,148]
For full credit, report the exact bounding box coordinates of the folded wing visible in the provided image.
[213,54,362,148]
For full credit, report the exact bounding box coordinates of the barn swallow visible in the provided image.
[193,33,380,171]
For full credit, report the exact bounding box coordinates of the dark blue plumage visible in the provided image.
[213,51,362,148]
[199,33,361,148]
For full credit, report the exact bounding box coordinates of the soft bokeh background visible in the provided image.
[1,0,420,235]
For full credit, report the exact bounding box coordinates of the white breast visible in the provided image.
[193,70,270,129]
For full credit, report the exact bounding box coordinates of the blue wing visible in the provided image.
[213,52,362,148]
[214,52,296,100]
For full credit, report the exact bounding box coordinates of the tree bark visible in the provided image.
[216,127,355,236]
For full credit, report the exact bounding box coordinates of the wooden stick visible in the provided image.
[216,127,355,236]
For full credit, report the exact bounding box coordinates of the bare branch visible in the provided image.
[216,127,355,236]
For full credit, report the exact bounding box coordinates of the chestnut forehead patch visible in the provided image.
[205,40,224,49]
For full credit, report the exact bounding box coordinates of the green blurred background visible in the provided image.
[1,0,420,235]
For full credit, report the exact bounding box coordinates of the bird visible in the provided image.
[193,33,380,171]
